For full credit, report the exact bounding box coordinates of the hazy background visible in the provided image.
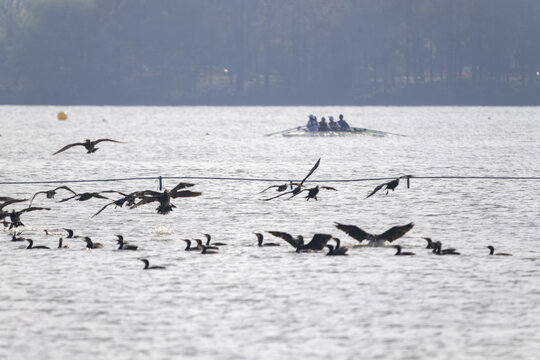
[1,0,540,105]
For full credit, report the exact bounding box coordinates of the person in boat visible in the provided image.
[318,117,330,131]
[328,116,340,131]
[306,114,319,132]
[337,114,351,131]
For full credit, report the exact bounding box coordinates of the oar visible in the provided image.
[264,126,304,137]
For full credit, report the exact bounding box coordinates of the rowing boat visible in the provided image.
[276,126,403,138]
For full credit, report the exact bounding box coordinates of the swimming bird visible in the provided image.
[267,231,332,251]
[487,245,512,256]
[194,239,218,251]
[326,238,348,255]
[130,182,201,215]
[203,233,227,246]
[262,158,321,201]
[183,239,201,251]
[393,245,415,256]
[201,245,219,254]
[365,175,412,199]
[29,186,77,206]
[83,237,103,249]
[334,222,414,247]
[7,207,51,229]
[63,228,79,239]
[26,239,50,249]
[254,232,280,247]
[10,232,26,242]
[433,242,460,255]
[57,238,69,248]
[53,138,123,155]
[116,235,138,250]
[140,258,166,270]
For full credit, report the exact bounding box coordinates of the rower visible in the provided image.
[328,116,340,131]
[318,117,330,131]
[307,114,319,132]
[337,114,350,131]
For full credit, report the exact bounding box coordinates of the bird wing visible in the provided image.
[92,201,116,217]
[258,184,282,193]
[262,190,294,201]
[130,196,159,209]
[170,182,196,195]
[1,198,28,210]
[299,158,321,186]
[58,194,79,202]
[94,138,123,145]
[54,186,77,195]
[53,142,86,155]
[28,191,47,206]
[334,222,370,242]
[378,222,414,242]
[171,190,202,198]
[305,233,333,250]
[19,207,51,214]
[266,231,298,248]
[365,183,386,199]
[320,186,337,191]
[135,190,162,198]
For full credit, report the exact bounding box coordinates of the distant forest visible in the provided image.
[1,0,540,105]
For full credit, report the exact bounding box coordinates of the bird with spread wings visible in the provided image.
[129,182,202,215]
[53,138,123,155]
[334,222,414,247]
[262,158,321,201]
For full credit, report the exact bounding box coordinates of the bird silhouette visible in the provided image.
[266,231,332,251]
[59,191,120,203]
[365,175,412,199]
[130,182,201,214]
[291,185,337,201]
[487,245,512,256]
[334,222,414,247]
[6,207,50,229]
[29,186,77,206]
[262,158,321,201]
[92,191,140,217]
[53,138,123,155]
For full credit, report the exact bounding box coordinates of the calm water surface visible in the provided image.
[1,106,539,360]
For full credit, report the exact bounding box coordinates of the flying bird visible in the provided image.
[262,158,321,201]
[59,191,120,203]
[29,186,77,206]
[258,182,302,193]
[92,191,140,217]
[6,207,51,229]
[53,138,123,155]
[290,185,337,201]
[130,182,201,214]
[334,222,414,247]
[365,175,413,199]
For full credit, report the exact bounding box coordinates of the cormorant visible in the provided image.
[267,231,332,251]
[26,239,50,249]
[262,158,321,201]
[92,191,139,217]
[254,233,280,247]
[393,245,415,256]
[201,245,219,254]
[140,258,166,269]
[203,233,226,246]
[365,175,413,199]
[130,182,201,215]
[7,207,51,229]
[29,186,77,206]
[487,245,512,256]
[116,235,138,250]
[57,238,69,248]
[53,138,123,155]
[83,237,103,249]
[334,222,414,247]
[183,239,201,251]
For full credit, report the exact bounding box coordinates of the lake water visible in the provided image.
[1,106,539,359]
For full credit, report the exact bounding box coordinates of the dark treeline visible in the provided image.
[1,0,540,105]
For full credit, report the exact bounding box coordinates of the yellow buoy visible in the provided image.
[57,111,68,120]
